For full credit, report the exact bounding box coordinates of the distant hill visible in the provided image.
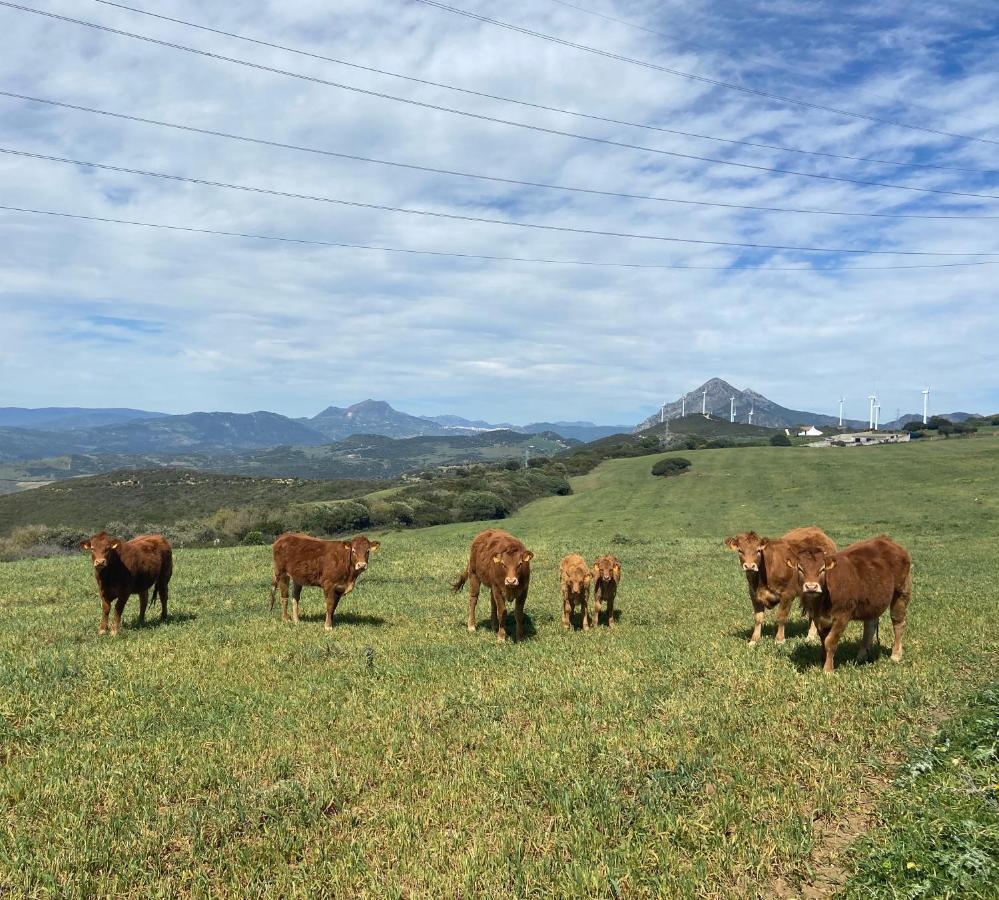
[884,411,978,429]
[522,421,629,442]
[0,407,166,431]
[0,411,327,460]
[307,400,454,440]
[637,378,868,431]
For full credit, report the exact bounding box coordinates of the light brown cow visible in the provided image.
[81,531,172,636]
[270,533,380,631]
[452,528,533,642]
[559,553,592,630]
[725,526,836,645]
[591,554,621,628]
[791,535,912,673]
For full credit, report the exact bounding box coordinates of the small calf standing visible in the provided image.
[81,531,172,636]
[453,529,533,642]
[591,554,621,627]
[724,526,836,645]
[559,554,592,630]
[790,535,912,674]
[271,533,380,631]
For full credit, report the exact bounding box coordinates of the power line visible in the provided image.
[5,3,999,201]
[545,0,994,131]
[414,0,999,147]
[84,0,998,177]
[3,202,997,271]
[5,90,996,221]
[2,146,997,257]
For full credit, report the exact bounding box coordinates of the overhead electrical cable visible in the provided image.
[1,4,997,202]
[4,91,996,221]
[413,0,999,147]
[3,203,997,271]
[2,146,996,257]
[82,0,998,176]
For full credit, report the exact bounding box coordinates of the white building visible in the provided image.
[797,426,824,437]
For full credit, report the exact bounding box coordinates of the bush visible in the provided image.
[300,500,370,535]
[242,531,265,546]
[651,457,691,477]
[705,437,735,449]
[770,433,792,446]
[454,491,508,521]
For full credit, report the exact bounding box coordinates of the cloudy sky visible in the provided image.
[1,0,997,425]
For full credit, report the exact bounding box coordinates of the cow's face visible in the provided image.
[565,565,591,594]
[349,535,380,572]
[788,547,834,595]
[592,555,621,584]
[81,531,121,571]
[493,548,533,587]
[724,532,767,572]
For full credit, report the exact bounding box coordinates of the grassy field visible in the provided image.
[0,439,996,897]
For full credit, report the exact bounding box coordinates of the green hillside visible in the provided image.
[0,438,996,895]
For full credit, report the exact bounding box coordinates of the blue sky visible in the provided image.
[0,0,997,425]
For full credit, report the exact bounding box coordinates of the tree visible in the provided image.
[651,457,691,477]
[770,433,792,446]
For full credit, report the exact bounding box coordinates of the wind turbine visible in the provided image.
[922,386,930,424]
[748,402,754,425]
[681,395,686,418]
[874,403,880,431]
[730,396,736,423]
[660,400,666,424]
[868,395,877,430]
[838,397,844,428]
[702,389,708,418]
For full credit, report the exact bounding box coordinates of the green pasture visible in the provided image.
[1,439,996,897]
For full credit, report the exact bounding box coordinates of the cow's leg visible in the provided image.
[606,592,616,629]
[581,591,590,631]
[98,595,111,636]
[856,619,879,663]
[138,590,149,625]
[494,588,507,642]
[749,599,766,646]
[324,586,340,632]
[276,573,290,622]
[805,616,819,643]
[111,594,128,637]
[292,582,302,625]
[158,578,168,620]
[488,584,499,632]
[889,575,911,663]
[774,594,793,644]
[467,574,480,633]
[591,587,602,628]
[561,587,571,630]
[514,595,525,643]
[821,618,848,674]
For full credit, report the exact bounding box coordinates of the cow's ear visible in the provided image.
[370,541,380,552]
[786,559,795,569]
[613,564,621,580]
[826,559,836,570]
[492,554,503,564]
[584,573,592,583]
[522,551,534,563]
[110,542,119,550]
[343,542,351,550]
[724,537,737,549]
[758,541,768,551]
[80,540,91,551]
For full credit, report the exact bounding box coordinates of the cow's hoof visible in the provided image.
[748,640,759,648]
[324,625,333,633]
[890,653,903,663]
[775,638,786,646]
[467,624,476,633]
[497,635,506,644]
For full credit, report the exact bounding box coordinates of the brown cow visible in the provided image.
[80,531,172,636]
[270,533,380,631]
[725,526,836,645]
[452,528,533,642]
[790,535,912,673]
[591,554,621,628]
[559,553,592,630]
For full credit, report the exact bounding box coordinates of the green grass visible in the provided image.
[1,440,997,896]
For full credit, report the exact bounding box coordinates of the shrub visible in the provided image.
[454,491,508,521]
[242,531,265,546]
[651,457,691,477]
[300,501,370,535]
[770,433,792,446]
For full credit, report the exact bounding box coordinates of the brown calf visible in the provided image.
[791,535,912,673]
[270,533,380,631]
[559,554,592,630]
[591,554,621,628]
[724,526,836,645]
[81,531,172,636]
[453,528,533,642]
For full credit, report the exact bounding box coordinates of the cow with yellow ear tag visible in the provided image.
[452,529,533,642]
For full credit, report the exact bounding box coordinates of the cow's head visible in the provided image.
[724,531,768,572]
[80,531,121,571]
[492,547,533,587]
[788,546,834,596]
[349,535,380,573]
[592,555,621,585]
[564,562,591,594]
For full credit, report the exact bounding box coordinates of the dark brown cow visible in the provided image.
[80,531,172,636]
[452,528,533,642]
[270,533,380,631]
[724,526,836,645]
[591,554,621,628]
[790,535,912,673]
[559,553,592,630]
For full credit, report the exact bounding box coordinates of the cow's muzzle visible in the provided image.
[742,562,758,572]
[803,582,821,594]
[354,561,367,571]
[93,559,107,569]
[504,577,519,587]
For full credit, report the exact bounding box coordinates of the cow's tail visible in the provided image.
[451,567,469,594]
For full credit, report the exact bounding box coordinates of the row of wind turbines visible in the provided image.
[658,387,933,429]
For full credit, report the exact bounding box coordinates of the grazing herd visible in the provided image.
[78,521,913,673]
